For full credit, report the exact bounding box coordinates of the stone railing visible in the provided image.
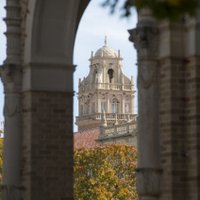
[79,83,134,92]
[76,113,137,122]
[99,121,137,140]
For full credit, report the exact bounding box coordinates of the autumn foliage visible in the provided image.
[74,144,138,200]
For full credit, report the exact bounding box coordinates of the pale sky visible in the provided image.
[0,0,137,131]
[0,0,6,127]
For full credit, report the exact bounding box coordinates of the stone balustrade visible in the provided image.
[99,121,137,140]
[79,82,134,92]
[76,113,137,122]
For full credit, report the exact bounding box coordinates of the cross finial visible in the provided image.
[104,35,107,46]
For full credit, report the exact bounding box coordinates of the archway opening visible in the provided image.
[73,0,138,132]
[0,1,136,198]
[73,1,138,198]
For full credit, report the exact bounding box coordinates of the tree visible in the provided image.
[74,144,138,200]
[101,0,199,21]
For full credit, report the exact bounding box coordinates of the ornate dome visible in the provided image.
[94,37,118,58]
[94,45,118,58]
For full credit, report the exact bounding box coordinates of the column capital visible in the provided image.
[128,26,158,59]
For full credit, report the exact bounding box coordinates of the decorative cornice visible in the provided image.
[138,62,158,89]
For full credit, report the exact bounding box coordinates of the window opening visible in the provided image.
[108,69,114,83]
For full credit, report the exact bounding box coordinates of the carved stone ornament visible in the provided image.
[4,94,21,117]
[0,64,22,92]
[136,168,162,197]
[138,63,157,89]
[0,64,22,118]
[128,26,158,58]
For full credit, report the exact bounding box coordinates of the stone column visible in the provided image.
[1,68,22,200]
[130,93,134,114]
[129,9,161,200]
[22,63,74,200]
[181,11,200,200]
[1,0,23,199]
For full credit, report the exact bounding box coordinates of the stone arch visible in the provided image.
[2,1,90,200]
[24,0,88,64]
[22,1,90,199]
[2,1,141,199]
[2,1,175,200]
[3,1,200,200]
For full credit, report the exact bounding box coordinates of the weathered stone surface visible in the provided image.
[22,91,73,200]
[2,1,200,200]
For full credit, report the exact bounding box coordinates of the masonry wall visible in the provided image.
[184,17,200,200]
[22,91,73,200]
[131,9,200,200]
[159,19,200,200]
[159,22,187,200]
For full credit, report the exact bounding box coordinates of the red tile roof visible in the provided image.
[74,128,101,149]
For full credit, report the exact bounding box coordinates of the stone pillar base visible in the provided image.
[136,168,162,199]
[2,185,25,200]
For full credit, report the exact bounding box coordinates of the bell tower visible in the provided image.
[76,38,136,131]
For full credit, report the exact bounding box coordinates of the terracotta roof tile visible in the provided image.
[74,128,101,149]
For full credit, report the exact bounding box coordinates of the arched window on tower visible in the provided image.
[111,98,119,113]
[98,99,106,113]
[101,101,106,113]
[108,69,114,83]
